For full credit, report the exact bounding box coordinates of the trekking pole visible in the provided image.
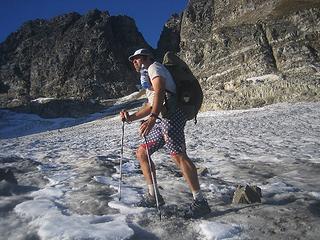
[118,120,125,201]
[144,135,161,220]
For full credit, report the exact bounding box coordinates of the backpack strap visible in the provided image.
[164,91,169,112]
[161,90,177,118]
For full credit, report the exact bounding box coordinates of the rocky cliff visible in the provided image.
[1,1,320,117]
[159,0,320,110]
[0,9,150,116]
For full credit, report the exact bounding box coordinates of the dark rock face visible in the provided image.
[2,2,320,115]
[0,9,150,112]
[156,13,182,60]
[158,0,320,110]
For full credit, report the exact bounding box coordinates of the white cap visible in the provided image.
[128,48,152,62]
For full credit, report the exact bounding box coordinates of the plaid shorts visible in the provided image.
[142,109,187,156]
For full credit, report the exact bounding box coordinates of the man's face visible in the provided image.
[131,55,143,72]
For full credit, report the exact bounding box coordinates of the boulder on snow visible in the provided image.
[0,168,18,184]
[232,185,262,204]
[197,167,209,176]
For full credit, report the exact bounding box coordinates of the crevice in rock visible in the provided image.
[257,23,279,73]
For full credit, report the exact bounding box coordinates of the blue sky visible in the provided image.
[0,0,187,48]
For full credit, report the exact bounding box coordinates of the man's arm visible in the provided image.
[139,76,165,136]
[120,103,152,122]
[129,103,152,121]
[149,76,165,116]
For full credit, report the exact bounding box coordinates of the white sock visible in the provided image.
[148,184,159,196]
[192,190,204,201]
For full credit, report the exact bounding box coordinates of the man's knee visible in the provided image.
[136,146,147,161]
[171,152,186,164]
[172,153,195,167]
[172,152,186,159]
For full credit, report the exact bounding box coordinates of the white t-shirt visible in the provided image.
[148,62,176,93]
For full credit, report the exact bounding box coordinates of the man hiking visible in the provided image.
[120,48,211,218]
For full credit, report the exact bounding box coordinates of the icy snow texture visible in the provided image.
[1,101,320,239]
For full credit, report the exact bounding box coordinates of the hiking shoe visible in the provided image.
[135,193,165,208]
[184,198,211,219]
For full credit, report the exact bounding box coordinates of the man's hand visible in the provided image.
[120,110,130,123]
[139,117,156,136]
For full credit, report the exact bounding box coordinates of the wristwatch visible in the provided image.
[150,113,158,119]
